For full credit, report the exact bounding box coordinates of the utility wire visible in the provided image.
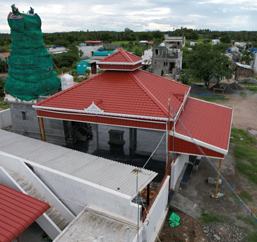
[168,105,257,223]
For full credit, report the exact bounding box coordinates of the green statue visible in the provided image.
[5,4,60,101]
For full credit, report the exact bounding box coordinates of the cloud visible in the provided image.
[0,0,256,33]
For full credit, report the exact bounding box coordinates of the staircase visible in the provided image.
[7,169,69,231]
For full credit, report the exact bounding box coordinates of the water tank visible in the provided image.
[61,74,74,90]
[249,48,252,51]
[227,48,231,52]
[53,46,56,49]
[99,48,103,52]
[229,44,232,47]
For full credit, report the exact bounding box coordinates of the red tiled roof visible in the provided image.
[35,70,190,119]
[147,41,154,44]
[175,97,233,152]
[99,49,142,64]
[0,184,50,242]
[0,52,10,58]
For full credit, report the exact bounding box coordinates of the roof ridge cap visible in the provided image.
[129,71,169,117]
[121,49,134,62]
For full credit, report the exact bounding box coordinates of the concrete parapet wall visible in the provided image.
[170,154,189,190]
[0,108,11,129]
[142,176,170,242]
[29,161,141,225]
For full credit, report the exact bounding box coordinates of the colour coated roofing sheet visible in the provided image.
[0,130,157,198]
[0,184,50,242]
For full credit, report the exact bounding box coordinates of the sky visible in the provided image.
[0,0,256,33]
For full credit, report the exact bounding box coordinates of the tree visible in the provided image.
[187,44,232,88]
[133,46,143,57]
[240,50,255,64]
[220,35,231,43]
[189,32,199,40]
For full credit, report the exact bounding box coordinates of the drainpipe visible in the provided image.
[39,117,46,142]
[127,226,130,242]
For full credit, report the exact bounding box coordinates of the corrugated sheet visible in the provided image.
[0,184,50,242]
[0,130,157,198]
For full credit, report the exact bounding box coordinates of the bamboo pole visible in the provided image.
[214,159,222,198]
[39,117,46,142]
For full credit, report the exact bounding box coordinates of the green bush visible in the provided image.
[0,77,6,97]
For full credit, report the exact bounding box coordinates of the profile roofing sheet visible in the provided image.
[175,97,233,152]
[99,48,142,63]
[0,130,157,198]
[34,69,190,119]
[0,184,50,242]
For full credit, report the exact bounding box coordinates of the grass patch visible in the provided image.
[236,215,257,228]
[191,95,228,103]
[201,209,228,223]
[237,215,257,242]
[239,83,257,86]
[230,128,257,145]
[239,190,253,202]
[240,92,247,98]
[0,100,9,110]
[245,86,257,93]
[246,231,257,242]
[230,128,257,185]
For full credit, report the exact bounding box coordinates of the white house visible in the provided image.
[212,39,220,45]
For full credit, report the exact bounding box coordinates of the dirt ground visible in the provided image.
[160,91,257,242]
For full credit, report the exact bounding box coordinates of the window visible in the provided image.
[164,62,167,66]
[155,49,159,55]
[21,111,26,120]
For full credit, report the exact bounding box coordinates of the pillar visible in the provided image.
[129,128,137,156]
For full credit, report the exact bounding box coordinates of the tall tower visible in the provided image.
[5,4,60,101]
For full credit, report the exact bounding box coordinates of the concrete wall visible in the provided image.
[0,151,74,222]
[0,108,11,129]
[170,154,189,190]
[142,176,170,242]
[142,49,152,61]
[78,46,102,59]
[29,161,141,225]
[8,100,68,146]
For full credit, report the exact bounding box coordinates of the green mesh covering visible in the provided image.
[4,5,60,101]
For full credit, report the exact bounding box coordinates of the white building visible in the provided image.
[48,47,68,55]
[212,39,220,45]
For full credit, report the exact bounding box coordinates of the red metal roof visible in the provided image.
[99,49,142,64]
[34,70,190,119]
[0,52,10,58]
[0,184,50,242]
[174,97,233,154]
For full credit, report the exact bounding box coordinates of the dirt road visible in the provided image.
[223,93,257,132]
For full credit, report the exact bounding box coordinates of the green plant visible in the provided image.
[239,190,253,202]
[240,92,247,98]
[0,100,9,110]
[0,77,6,97]
[97,69,104,74]
[246,231,257,242]
[245,87,257,94]
[85,69,90,75]
[201,209,228,223]
[180,75,189,85]
[230,128,257,185]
